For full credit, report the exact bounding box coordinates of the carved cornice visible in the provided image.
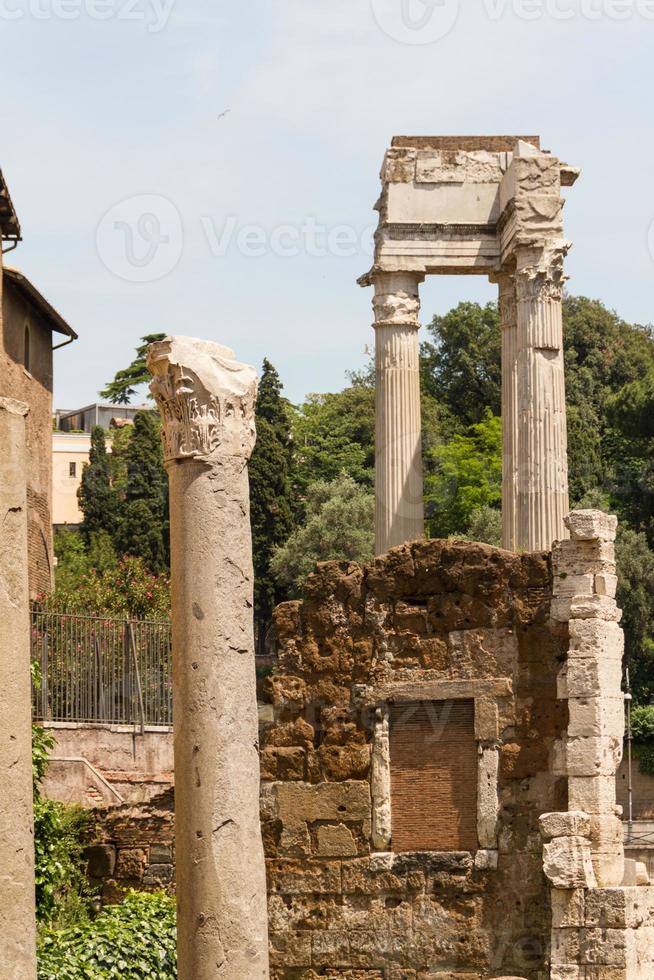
[147,337,257,465]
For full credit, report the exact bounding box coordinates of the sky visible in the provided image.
[0,0,652,409]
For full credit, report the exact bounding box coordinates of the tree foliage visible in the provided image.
[78,428,119,543]
[100,333,166,405]
[249,359,296,645]
[424,410,502,539]
[113,412,169,573]
[271,474,374,595]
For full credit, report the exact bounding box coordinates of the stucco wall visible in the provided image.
[0,258,54,596]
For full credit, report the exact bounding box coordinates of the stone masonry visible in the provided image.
[261,537,569,979]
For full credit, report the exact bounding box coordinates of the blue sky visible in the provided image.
[1,0,652,408]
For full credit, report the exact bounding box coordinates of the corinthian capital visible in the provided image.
[515,240,571,304]
[147,336,257,464]
[372,271,422,328]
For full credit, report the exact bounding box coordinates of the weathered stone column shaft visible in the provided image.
[515,246,570,552]
[498,273,518,551]
[0,397,37,980]
[373,272,424,556]
[148,338,269,980]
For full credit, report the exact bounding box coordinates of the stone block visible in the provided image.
[149,843,173,864]
[540,811,591,841]
[269,930,312,967]
[589,815,624,851]
[566,736,623,777]
[474,697,499,741]
[569,776,618,814]
[311,929,351,965]
[565,659,623,699]
[622,859,638,886]
[565,510,618,542]
[567,697,625,739]
[274,781,371,856]
[637,861,650,886]
[143,863,174,886]
[568,620,624,660]
[85,844,116,878]
[473,849,498,871]
[115,847,147,881]
[551,926,582,965]
[592,850,627,889]
[551,595,621,623]
[543,836,597,888]
[269,859,342,896]
[553,537,616,577]
[477,747,499,848]
[595,574,618,598]
[551,888,585,928]
[316,824,358,858]
[553,572,595,596]
[581,928,627,966]
[261,746,307,781]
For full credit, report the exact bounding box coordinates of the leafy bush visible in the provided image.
[34,799,92,926]
[37,891,177,979]
[630,704,654,743]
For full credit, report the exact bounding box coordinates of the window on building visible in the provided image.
[69,461,77,478]
[24,323,31,373]
[390,699,478,852]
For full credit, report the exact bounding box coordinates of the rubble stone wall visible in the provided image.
[261,539,569,979]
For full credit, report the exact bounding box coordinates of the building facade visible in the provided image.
[0,171,77,596]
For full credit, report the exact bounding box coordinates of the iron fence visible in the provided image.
[31,610,172,728]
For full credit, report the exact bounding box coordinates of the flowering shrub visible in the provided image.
[42,554,170,620]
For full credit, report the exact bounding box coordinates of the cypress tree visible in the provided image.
[78,426,119,542]
[249,359,295,653]
[113,411,169,573]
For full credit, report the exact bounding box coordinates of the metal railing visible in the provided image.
[31,610,172,728]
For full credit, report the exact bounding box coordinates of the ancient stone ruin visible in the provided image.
[148,337,270,979]
[360,136,577,556]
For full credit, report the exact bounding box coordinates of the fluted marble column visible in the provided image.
[373,272,425,556]
[0,397,37,980]
[497,272,519,551]
[148,338,269,980]
[514,245,570,551]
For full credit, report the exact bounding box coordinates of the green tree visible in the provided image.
[100,333,166,404]
[114,411,168,573]
[292,386,376,496]
[271,474,374,595]
[421,301,502,426]
[606,369,654,541]
[78,427,119,542]
[424,409,502,539]
[249,359,295,649]
[615,526,654,704]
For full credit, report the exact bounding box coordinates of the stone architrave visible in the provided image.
[147,338,269,980]
[0,397,37,980]
[371,271,425,556]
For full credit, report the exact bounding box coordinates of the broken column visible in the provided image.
[148,338,269,980]
[552,509,625,887]
[371,271,425,556]
[0,397,37,980]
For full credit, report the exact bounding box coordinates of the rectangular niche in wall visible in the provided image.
[390,699,478,852]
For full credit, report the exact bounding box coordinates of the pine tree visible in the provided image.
[249,359,295,652]
[78,426,119,542]
[113,411,169,573]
